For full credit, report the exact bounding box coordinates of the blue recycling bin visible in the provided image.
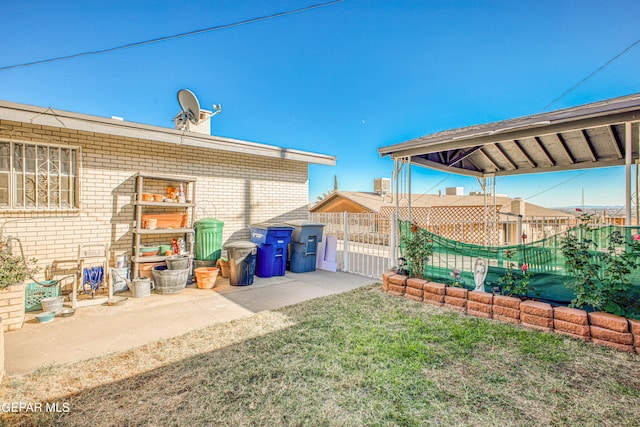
[250,223,294,278]
[225,241,257,286]
[285,221,325,273]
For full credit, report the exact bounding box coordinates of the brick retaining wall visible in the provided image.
[382,275,640,355]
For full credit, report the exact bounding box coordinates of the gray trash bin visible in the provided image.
[225,241,257,286]
[285,221,325,273]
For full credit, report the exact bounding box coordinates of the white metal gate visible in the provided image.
[310,212,396,279]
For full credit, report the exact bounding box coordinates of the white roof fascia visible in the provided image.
[0,101,336,166]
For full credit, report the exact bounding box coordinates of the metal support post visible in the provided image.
[343,211,350,272]
[626,122,632,225]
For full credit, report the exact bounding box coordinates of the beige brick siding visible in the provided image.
[0,120,310,277]
[0,284,25,331]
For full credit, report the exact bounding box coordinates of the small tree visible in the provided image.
[400,223,433,279]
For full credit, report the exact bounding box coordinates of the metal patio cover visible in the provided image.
[378,93,640,177]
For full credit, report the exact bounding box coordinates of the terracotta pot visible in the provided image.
[166,187,178,199]
[217,259,230,278]
[141,214,187,229]
[195,267,219,289]
[142,218,158,229]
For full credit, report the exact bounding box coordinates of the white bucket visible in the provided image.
[131,278,152,298]
[115,255,128,268]
[111,268,129,293]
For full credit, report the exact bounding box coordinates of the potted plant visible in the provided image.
[0,238,39,289]
[0,237,39,331]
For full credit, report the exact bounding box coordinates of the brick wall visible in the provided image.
[383,274,640,355]
[0,284,26,331]
[0,120,310,274]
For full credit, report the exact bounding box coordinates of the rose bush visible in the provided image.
[561,214,640,318]
[400,223,433,279]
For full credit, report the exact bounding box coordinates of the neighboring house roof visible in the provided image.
[310,191,393,213]
[409,194,568,217]
[311,191,569,218]
[0,100,335,166]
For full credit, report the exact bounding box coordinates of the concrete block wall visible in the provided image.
[0,120,310,277]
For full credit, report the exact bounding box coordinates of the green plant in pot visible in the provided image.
[0,238,39,290]
[400,223,433,279]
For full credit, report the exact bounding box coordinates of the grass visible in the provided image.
[2,284,640,426]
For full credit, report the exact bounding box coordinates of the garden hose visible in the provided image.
[4,236,74,287]
[82,266,104,294]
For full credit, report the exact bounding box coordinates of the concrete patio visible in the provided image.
[5,270,374,375]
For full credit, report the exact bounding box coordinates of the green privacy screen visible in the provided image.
[399,221,640,304]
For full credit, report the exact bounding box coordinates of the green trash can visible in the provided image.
[195,218,224,261]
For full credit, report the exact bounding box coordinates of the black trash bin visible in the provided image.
[250,223,294,278]
[225,241,257,286]
[285,220,325,273]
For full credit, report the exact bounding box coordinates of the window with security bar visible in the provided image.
[0,141,80,210]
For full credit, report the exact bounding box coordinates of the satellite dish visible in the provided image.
[177,89,201,126]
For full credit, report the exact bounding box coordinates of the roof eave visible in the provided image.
[413,156,626,178]
[0,100,336,166]
[378,95,640,159]
[310,191,381,212]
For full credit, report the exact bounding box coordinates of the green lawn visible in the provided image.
[3,284,640,426]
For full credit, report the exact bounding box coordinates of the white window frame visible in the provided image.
[0,139,81,211]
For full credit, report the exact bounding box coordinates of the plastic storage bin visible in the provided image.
[285,221,325,273]
[225,241,257,286]
[195,218,224,261]
[250,223,294,278]
[25,281,61,312]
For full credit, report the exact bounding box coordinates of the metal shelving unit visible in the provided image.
[132,172,197,279]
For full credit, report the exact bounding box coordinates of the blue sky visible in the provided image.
[2,1,639,208]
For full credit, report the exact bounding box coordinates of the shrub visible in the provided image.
[400,223,433,279]
[449,269,464,287]
[0,238,39,289]
[498,249,534,297]
[561,214,640,318]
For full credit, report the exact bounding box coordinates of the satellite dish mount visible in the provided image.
[177,89,201,130]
